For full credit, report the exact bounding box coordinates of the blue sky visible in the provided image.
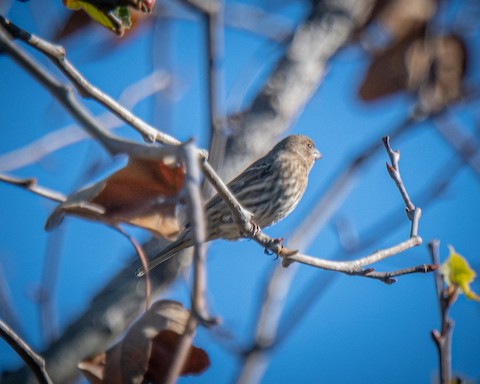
[1,1,480,383]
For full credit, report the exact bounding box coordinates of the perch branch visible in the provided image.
[200,135,428,283]
[199,158,254,233]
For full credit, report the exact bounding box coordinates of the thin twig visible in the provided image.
[180,141,214,323]
[383,136,421,234]
[114,226,152,310]
[0,16,173,145]
[0,17,207,164]
[429,240,454,384]
[361,263,439,285]
[164,141,213,384]
[1,17,197,168]
[0,319,53,384]
[0,174,66,202]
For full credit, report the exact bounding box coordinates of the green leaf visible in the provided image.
[113,6,132,30]
[440,245,480,301]
[62,0,131,36]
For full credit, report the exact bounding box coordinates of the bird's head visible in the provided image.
[277,135,322,170]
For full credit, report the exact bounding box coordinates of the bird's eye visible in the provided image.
[307,143,313,149]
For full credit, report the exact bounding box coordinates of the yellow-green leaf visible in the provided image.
[113,6,132,30]
[62,0,131,36]
[440,246,480,301]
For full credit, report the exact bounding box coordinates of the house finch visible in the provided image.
[137,134,321,276]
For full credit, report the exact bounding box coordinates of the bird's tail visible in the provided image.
[135,235,193,277]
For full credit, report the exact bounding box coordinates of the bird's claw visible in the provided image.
[242,221,260,238]
[264,237,284,257]
[250,221,260,236]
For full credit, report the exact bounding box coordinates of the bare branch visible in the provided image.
[180,141,214,323]
[0,174,66,203]
[0,320,52,384]
[429,240,454,384]
[2,20,198,165]
[0,16,173,145]
[164,141,213,384]
[383,136,423,238]
[282,236,423,280]
[361,263,439,285]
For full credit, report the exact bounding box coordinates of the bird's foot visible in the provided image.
[242,220,260,238]
[264,237,284,257]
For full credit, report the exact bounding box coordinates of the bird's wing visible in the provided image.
[226,157,273,188]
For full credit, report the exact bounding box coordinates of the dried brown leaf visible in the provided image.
[79,300,210,384]
[374,0,436,42]
[45,155,185,239]
[359,31,466,111]
[406,35,466,112]
[358,31,418,100]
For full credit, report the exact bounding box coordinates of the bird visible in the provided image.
[136,134,321,276]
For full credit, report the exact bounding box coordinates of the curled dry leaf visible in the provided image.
[405,35,466,113]
[370,0,436,43]
[358,30,416,101]
[359,30,466,112]
[78,300,210,384]
[45,154,185,240]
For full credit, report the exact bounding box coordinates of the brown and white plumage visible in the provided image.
[137,135,321,276]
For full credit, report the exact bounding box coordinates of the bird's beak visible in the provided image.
[314,149,322,160]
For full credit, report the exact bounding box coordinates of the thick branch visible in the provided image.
[224,0,376,179]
